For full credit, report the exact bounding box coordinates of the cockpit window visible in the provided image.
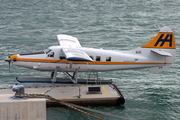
[45,49,52,54]
[48,52,54,57]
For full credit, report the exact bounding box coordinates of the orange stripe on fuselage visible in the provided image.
[10,55,172,65]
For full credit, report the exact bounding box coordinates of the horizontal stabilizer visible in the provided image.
[148,66,171,73]
[62,49,93,61]
[151,49,172,57]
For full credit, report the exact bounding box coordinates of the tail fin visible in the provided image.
[142,26,176,73]
[142,26,176,49]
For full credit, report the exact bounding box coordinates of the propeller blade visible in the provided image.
[9,61,10,72]
[4,56,11,72]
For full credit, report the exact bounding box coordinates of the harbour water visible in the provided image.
[0,0,180,119]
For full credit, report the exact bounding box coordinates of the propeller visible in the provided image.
[5,46,11,72]
[5,56,11,72]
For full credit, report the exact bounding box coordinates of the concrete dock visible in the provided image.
[0,84,124,106]
[0,94,46,120]
[0,84,124,120]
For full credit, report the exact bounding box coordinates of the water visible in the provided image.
[0,0,180,119]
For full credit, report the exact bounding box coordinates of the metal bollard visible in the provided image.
[12,85,25,95]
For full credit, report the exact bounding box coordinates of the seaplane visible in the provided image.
[5,26,176,84]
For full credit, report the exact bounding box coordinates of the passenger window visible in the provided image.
[96,56,101,61]
[48,52,54,57]
[106,57,111,61]
[60,54,66,60]
[90,56,94,60]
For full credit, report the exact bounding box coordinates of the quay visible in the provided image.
[0,83,125,120]
[0,84,124,106]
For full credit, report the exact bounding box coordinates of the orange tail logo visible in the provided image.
[142,27,176,49]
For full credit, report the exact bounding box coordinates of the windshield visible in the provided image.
[45,48,52,54]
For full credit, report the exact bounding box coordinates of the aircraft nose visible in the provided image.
[4,56,11,62]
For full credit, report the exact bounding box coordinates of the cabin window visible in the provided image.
[90,56,94,60]
[106,57,111,61]
[60,54,66,60]
[96,56,101,61]
[48,52,54,57]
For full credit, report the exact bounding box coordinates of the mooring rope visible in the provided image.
[14,93,131,120]
[66,102,131,120]
[14,93,103,120]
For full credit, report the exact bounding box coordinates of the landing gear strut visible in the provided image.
[51,67,79,84]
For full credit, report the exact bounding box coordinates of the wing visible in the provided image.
[57,34,92,61]
[57,34,81,48]
[62,48,93,61]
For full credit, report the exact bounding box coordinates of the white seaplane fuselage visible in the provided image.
[6,26,176,74]
[11,46,175,72]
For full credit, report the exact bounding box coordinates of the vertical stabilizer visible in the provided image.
[142,26,175,49]
[142,26,176,73]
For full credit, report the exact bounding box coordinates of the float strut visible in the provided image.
[51,67,57,85]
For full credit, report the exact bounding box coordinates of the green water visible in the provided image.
[0,0,180,119]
